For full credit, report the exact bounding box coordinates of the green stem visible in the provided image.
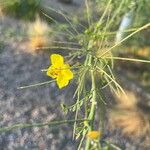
[97,90,105,132]
[85,69,97,150]
[36,46,82,51]
[17,80,55,89]
[99,23,150,58]
[0,119,89,133]
[105,56,150,63]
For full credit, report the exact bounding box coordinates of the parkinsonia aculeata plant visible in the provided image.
[1,0,150,149]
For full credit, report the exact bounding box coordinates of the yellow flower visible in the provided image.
[47,54,73,88]
[86,131,101,140]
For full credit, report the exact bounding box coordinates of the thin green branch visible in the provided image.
[42,12,76,38]
[17,80,55,89]
[51,40,80,46]
[43,7,79,35]
[99,23,150,58]
[100,28,142,36]
[97,66,125,95]
[85,69,97,150]
[105,56,150,63]
[73,55,90,139]
[0,119,89,133]
[96,0,112,29]
[35,46,83,51]
[85,0,91,26]
[106,0,125,28]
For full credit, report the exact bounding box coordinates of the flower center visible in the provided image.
[52,68,61,77]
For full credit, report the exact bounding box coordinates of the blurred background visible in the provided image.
[0,0,149,149]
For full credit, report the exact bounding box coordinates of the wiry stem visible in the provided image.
[85,69,97,150]
[17,80,55,89]
[0,119,89,133]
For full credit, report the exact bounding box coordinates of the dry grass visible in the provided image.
[27,16,51,53]
[109,91,150,138]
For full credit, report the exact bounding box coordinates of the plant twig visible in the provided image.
[85,69,97,150]
[0,119,89,133]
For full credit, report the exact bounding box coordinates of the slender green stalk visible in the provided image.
[17,80,55,89]
[42,12,76,39]
[96,0,112,29]
[97,66,125,95]
[35,46,82,51]
[77,133,86,150]
[85,69,97,150]
[88,70,97,125]
[106,0,125,28]
[50,40,80,45]
[43,6,79,35]
[0,119,89,133]
[105,56,150,63]
[97,89,105,133]
[72,55,90,139]
[99,28,142,36]
[99,23,150,58]
[85,0,91,26]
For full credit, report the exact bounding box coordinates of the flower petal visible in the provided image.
[62,64,74,80]
[56,75,69,89]
[47,66,57,78]
[51,54,64,67]
[86,131,101,140]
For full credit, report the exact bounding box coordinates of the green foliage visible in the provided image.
[133,0,150,26]
[2,0,41,20]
